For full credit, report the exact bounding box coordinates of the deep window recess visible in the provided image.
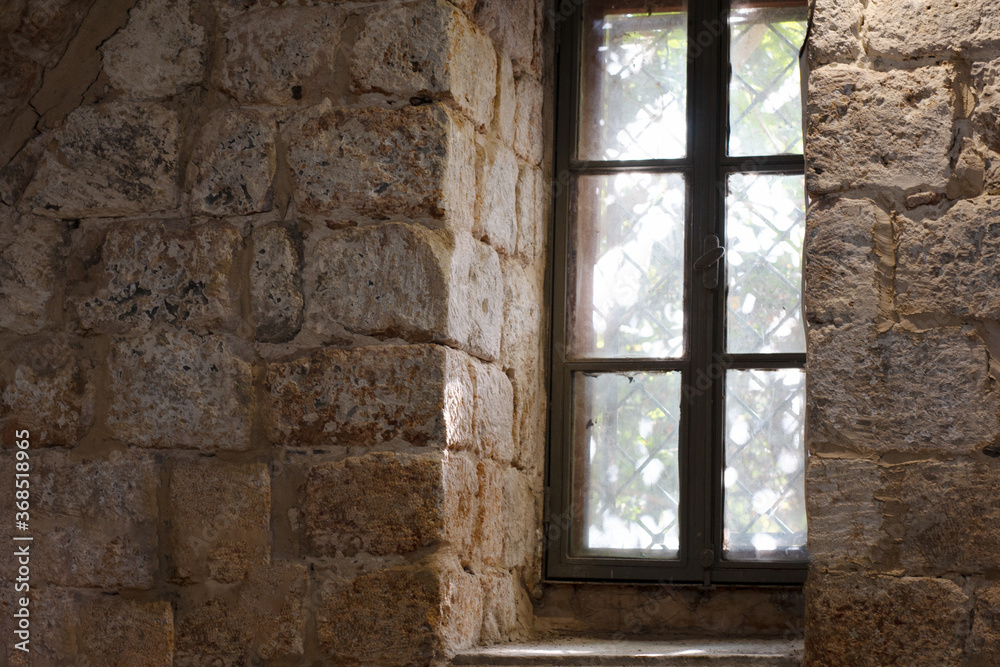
[548,0,809,585]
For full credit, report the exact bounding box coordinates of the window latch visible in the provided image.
[694,235,726,289]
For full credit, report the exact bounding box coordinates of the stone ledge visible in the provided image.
[451,637,803,666]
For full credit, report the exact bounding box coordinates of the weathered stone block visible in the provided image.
[268,344,467,447]
[475,139,518,254]
[251,224,302,342]
[500,257,542,369]
[175,563,307,665]
[969,585,1000,664]
[215,7,342,105]
[106,330,253,451]
[304,223,502,360]
[495,55,516,143]
[0,336,95,447]
[287,104,475,230]
[101,0,205,98]
[0,211,64,334]
[34,450,159,589]
[808,325,998,455]
[514,74,544,164]
[806,574,970,666]
[470,357,514,462]
[302,451,445,557]
[189,109,276,216]
[808,0,863,65]
[865,0,1000,60]
[804,198,881,325]
[22,101,181,217]
[78,597,175,666]
[475,459,504,567]
[807,64,954,195]
[444,451,479,562]
[352,0,496,130]
[896,198,1000,320]
[515,164,544,262]
[503,467,537,570]
[75,221,241,334]
[480,569,518,644]
[474,0,536,74]
[169,461,270,583]
[972,60,1000,158]
[805,457,883,573]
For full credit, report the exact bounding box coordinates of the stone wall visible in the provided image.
[805,0,1000,663]
[0,0,549,664]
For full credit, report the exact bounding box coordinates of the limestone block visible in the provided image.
[75,221,241,334]
[805,457,883,572]
[515,164,545,262]
[470,357,514,462]
[352,0,496,130]
[78,597,175,666]
[215,6,342,105]
[514,74,544,164]
[889,460,1000,576]
[500,257,542,369]
[175,563,307,665]
[0,211,64,334]
[474,459,504,567]
[806,574,970,666]
[479,569,518,644]
[503,467,537,570]
[475,139,518,254]
[316,556,482,662]
[807,64,954,195]
[302,451,446,557]
[972,59,1000,156]
[804,198,880,325]
[865,0,1000,60]
[0,336,95,447]
[474,0,536,74]
[969,586,1000,663]
[286,104,475,230]
[808,325,998,455]
[189,109,276,216]
[22,101,180,217]
[267,344,466,448]
[106,330,253,451]
[34,450,159,589]
[303,223,502,361]
[168,461,270,583]
[495,55,516,143]
[896,198,1000,320]
[101,0,205,98]
[250,225,302,343]
[807,0,863,65]
[444,451,479,562]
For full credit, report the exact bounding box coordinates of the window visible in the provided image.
[547,0,809,584]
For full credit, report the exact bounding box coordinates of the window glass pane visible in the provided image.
[579,1,688,161]
[725,172,805,354]
[572,371,682,557]
[728,2,807,156]
[569,173,686,359]
[723,368,806,561]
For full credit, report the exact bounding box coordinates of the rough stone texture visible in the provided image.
[808,0,863,65]
[444,451,479,563]
[502,467,537,570]
[215,6,342,105]
[101,0,205,98]
[806,574,970,666]
[0,211,64,334]
[78,597,175,666]
[805,457,883,573]
[352,0,497,130]
[473,0,536,74]
[287,104,475,230]
[169,461,270,583]
[807,64,955,195]
[474,459,504,567]
[302,451,446,557]
[969,585,1000,664]
[972,59,1000,158]
[268,344,462,448]
[74,221,241,334]
[515,164,545,262]
[250,224,302,342]
[807,324,998,455]
[896,197,1000,320]
[480,569,519,644]
[34,450,159,589]
[495,55,516,143]
[303,223,502,361]
[475,139,518,254]
[469,356,515,462]
[513,74,544,164]
[0,336,95,447]
[21,101,181,218]
[175,563,307,665]
[106,330,253,451]
[865,0,1000,60]
[804,198,881,326]
[189,109,276,216]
